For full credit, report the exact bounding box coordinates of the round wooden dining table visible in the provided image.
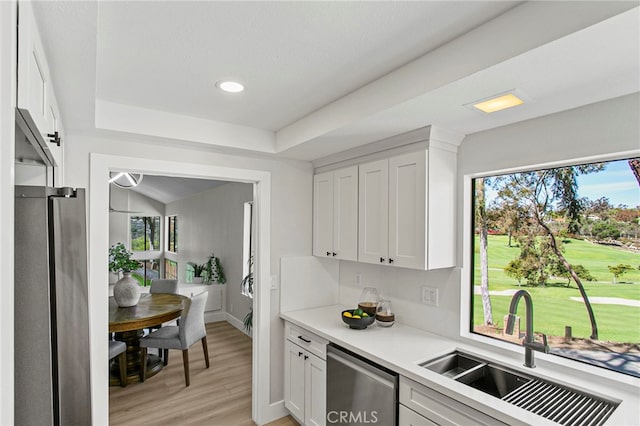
[109,293,187,386]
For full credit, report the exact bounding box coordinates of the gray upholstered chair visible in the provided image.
[109,340,127,387]
[150,278,179,294]
[140,291,209,386]
[148,279,180,345]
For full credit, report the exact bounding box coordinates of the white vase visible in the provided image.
[113,272,141,307]
[193,276,203,284]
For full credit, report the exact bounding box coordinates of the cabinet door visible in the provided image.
[305,353,326,426]
[388,151,426,269]
[332,166,358,261]
[46,94,64,185]
[284,340,306,423]
[17,1,52,141]
[313,172,334,258]
[358,159,388,264]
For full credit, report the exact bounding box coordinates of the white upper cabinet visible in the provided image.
[388,151,426,269]
[313,171,334,257]
[314,126,459,270]
[17,1,64,182]
[358,159,388,264]
[313,166,358,261]
[358,146,456,270]
[331,166,358,261]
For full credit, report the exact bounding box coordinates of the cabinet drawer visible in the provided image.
[285,322,328,360]
[399,376,507,426]
[399,404,437,426]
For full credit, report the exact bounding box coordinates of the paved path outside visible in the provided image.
[569,296,640,307]
[551,348,640,377]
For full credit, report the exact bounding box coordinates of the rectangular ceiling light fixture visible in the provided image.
[472,93,524,113]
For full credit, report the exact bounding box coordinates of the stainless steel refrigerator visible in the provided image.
[14,186,91,425]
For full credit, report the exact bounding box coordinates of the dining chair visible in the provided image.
[109,340,127,387]
[150,279,179,294]
[140,291,209,386]
[148,279,180,348]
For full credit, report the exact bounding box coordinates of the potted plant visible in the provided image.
[188,262,206,284]
[109,242,141,307]
[202,253,226,285]
[241,256,253,332]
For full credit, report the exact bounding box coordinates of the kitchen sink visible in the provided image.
[422,351,483,378]
[454,363,530,398]
[421,351,619,426]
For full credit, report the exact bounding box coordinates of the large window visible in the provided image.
[167,215,178,253]
[471,157,639,377]
[130,216,160,252]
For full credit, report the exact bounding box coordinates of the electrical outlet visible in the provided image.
[270,274,278,290]
[422,286,439,306]
[355,273,362,287]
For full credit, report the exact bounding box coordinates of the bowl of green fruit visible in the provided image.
[341,308,375,329]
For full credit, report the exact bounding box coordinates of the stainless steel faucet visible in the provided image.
[505,289,549,368]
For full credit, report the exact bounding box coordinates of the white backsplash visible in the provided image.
[338,260,461,338]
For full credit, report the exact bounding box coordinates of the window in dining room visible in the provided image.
[135,259,160,286]
[130,216,161,252]
[164,259,178,280]
[167,215,178,253]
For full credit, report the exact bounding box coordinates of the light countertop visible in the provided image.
[281,305,640,426]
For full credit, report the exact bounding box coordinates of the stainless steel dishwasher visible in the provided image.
[326,344,398,426]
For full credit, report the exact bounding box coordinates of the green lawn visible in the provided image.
[473,235,640,343]
[132,272,151,287]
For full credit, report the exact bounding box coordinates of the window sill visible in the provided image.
[458,330,640,390]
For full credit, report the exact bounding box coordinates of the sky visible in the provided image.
[484,158,640,208]
[576,158,639,208]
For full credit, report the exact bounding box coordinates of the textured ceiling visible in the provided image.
[94,1,518,131]
[129,175,227,204]
[31,1,639,161]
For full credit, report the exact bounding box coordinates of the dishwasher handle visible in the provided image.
[327,348,396,389]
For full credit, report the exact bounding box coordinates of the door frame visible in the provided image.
[89,153,272,425]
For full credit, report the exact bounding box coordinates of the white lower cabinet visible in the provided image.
[284,323,327,426]
[399,404,437,426]
[399,376,507,426]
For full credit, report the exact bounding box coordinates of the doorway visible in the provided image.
[89,154,272,425]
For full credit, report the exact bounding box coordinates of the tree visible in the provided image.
[592,221,621,240]
[550,261,595,287]
[489,199,526,247]
[584,196,612,221]
[494,163,604,339]
[475,177,493,325]
[504,258,525,285]
[608,264,634,283]
[507,232,556,286]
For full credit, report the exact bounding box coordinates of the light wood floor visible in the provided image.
[110,321,297,426]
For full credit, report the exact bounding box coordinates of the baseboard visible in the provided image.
[204,310,226,323]
[257,400,288,426]
[226,312,252,337]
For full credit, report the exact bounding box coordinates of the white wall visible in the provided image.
[337,93,640,341]
[165,181,253,325]
[0,2,16,423]
[64,133,312,422]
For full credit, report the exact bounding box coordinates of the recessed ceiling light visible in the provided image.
[471,93,524,113]
[216,80,245,93]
